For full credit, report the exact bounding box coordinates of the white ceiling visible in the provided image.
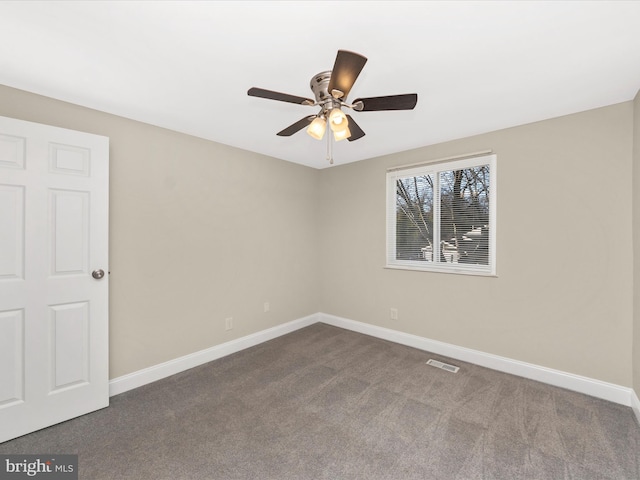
[1,1,640,169]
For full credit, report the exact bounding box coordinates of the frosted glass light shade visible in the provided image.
[306,117,326,140]
[329,108,348,132]
[333,126,351,142]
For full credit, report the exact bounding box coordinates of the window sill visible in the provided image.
[384,264,497,277]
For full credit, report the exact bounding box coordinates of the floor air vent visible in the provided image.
[426,359,460,373]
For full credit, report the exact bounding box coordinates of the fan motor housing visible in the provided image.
[309,71,343,116]
[309,71,332,102]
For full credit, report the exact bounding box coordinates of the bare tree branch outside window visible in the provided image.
[395,165,490,265]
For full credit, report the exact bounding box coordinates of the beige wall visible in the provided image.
[1,83,636,388]
[319,102,634,387]
[634,90,640,397]
[0,84,321,379]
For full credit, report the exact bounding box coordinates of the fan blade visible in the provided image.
[276,116,316,136]
[327,50,367,100]
[345,115,365,142]
[353,94,418,111]
[248,87,314,106]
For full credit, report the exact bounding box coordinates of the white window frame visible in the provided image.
[386,154,497,276]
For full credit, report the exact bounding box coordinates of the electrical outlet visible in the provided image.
[390,308,398,320]
[225,317,233,330]
[264,302,270,313]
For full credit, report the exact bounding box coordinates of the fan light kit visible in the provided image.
[248,50,418,164]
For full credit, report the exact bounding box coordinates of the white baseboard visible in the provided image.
[632,390,640,425]
[319,313,635,407]
[109,313,319,396]
[110,311,635,410]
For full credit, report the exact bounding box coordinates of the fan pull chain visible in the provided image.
[326,128,333,165]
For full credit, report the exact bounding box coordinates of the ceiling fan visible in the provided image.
[247,50,417,163]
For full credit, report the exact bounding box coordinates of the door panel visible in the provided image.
[50,302,90,391]
[49,143,90,176]
[0,133,26,169]
[0,115,109,443]
[50,189,90,275]
[0,309,24,407]
[0,185,25,279]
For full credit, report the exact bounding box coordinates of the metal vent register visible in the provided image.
[426,359,460,373]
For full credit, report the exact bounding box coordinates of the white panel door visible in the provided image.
[0,115,109,443]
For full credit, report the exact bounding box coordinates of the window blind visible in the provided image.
[386,154,496,276]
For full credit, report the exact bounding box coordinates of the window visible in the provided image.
[386,154,496,275]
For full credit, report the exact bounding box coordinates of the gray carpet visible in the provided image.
[1,323,639,479]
